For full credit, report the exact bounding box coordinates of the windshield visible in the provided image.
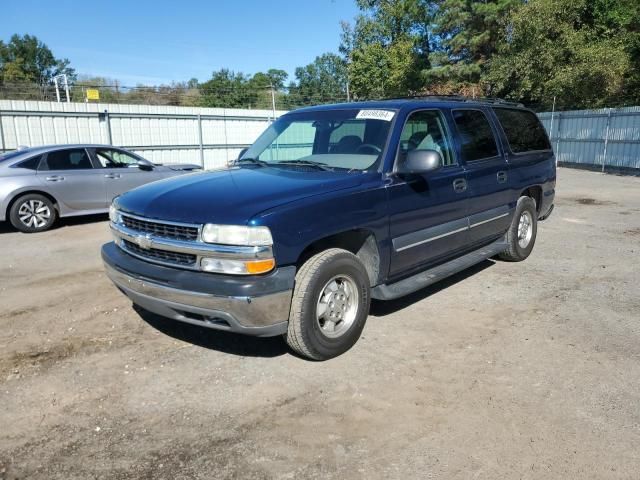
[241,108,396,172]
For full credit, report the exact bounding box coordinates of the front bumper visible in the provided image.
[102,242,294,337]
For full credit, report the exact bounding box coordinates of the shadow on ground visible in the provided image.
[0,213,109,234]
[135,305,289,358]
[370,259,495,316]
[133,259,496,357]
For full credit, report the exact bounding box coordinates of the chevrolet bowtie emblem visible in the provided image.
[134,234,153,249]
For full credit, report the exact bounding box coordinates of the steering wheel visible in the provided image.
[355,144,382,155]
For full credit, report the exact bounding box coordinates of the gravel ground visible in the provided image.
[0,167,639,480]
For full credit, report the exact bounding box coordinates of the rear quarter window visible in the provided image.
[493,108,551,153]
[11,155,42,170]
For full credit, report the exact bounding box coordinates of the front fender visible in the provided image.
[252,174,390,275]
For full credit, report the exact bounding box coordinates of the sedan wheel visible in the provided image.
[9,194,57,233]
[18,199,52,229]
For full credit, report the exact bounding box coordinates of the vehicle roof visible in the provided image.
[290,97,527,114]
[0,144,129,163]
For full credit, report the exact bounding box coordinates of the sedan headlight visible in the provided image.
[201,224,273,246]
[109,204,122,224]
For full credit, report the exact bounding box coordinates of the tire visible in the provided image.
[286,248,371,360]
[9,194,57,233]
[499,196,537,262]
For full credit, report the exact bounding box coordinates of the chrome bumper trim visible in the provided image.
[104,261,292,329]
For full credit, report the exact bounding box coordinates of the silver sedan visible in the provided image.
[0,144,201,233]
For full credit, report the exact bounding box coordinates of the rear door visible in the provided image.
[37,148,107,211]
[93,148,164,201]
[451,108,512,247]
[386,109,469,279]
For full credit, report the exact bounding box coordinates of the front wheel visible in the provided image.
[499,196,538,262]
[285,248,371,360]
[9,194,57,233]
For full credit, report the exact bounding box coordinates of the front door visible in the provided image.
[37,148,107,212]
[93,148,163,201]
[386,109,469,279]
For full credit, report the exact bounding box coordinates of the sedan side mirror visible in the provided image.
[135,161,153,171]
[397,149,442,175]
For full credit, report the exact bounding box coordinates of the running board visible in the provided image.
[371,240,508,300]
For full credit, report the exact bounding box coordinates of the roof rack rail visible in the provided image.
[384,94,524,107]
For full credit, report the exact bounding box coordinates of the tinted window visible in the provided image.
[494,108,551,153]
[452,109,499,161]
[12,155,42,170]
[44,149,93,170]
[398,110,455,167]
[95,149,141,168]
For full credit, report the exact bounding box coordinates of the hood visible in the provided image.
[115,166,365,224]
[161,163,202,171]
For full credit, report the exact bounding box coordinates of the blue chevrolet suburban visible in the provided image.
[102,97,555,360]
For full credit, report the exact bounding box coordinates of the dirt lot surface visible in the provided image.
[0,167,639,479]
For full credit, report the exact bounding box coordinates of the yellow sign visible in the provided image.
[86,89,100,101]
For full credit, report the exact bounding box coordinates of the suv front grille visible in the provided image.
[122,239,197,266]
[122,215,199,241]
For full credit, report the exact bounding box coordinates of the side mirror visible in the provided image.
[397,149,442,175]
[237,147,249,161]
[136,161,153,171]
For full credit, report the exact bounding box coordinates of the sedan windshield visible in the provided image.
[240,108,396,172]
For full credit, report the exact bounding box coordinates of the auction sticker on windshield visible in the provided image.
[355,110,395,122]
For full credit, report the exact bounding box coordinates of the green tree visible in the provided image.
[199,69,261,108]
[426,0,521,88]
[486,0,639,109]
[341,0,433,98]
[287,53,348,107]
[0,34,75,84]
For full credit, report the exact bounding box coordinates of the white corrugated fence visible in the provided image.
[0,100,286,169]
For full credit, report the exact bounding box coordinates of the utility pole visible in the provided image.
[54,76,61,103]
[63,74,70,103]
[54,74,71,102]
[270,84,276,122]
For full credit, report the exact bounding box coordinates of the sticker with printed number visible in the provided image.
[355,109,395,122]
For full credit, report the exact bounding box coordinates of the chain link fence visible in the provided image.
[0,81,350,111]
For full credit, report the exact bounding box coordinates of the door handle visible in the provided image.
[497,171,508,183]
[104,173,121,179]
[452,178,467,193]
[45,175,65,182]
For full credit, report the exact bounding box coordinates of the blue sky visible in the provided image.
[2,0,360,86]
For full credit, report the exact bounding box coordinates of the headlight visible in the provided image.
[109,204,122,224]
[201,224,273,246]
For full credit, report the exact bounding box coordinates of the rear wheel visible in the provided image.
[499,196,537,262]
[286,248,371,360]
[9,194,57,233]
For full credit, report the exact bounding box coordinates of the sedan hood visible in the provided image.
[162,163,202,171]
[115,166,365,224]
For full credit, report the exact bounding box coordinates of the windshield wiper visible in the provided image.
[274,160,332,171]
[235,157,270,167]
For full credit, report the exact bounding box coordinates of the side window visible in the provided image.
[44,149,93,170]
[258,122,314,161]
[11,155,42,170]
[397,110,455,167]
[452,110,499,162]
[96,149,140,168]
[493,108,551,153]
[329,121,365,153]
